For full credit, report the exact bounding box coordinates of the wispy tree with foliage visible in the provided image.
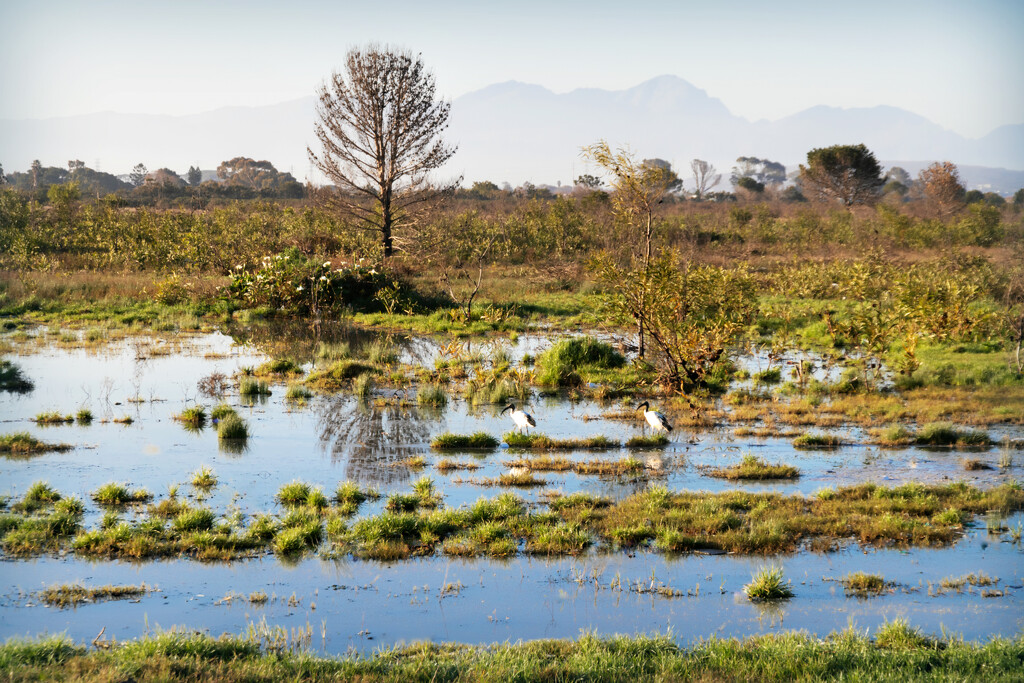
[919,161,965,217]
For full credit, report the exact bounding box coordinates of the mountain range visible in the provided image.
[2,75,1022,192]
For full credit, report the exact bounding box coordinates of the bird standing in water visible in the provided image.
[636,401,672,432]
[501,403,536,433]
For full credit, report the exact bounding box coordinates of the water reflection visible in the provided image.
[316,395,439,486]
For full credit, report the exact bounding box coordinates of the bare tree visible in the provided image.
[309,45,459,258]
[690,159,720,200]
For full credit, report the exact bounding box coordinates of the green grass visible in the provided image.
[744,565,794,600]
[793,432,843,449]
[284,383,313,401]
[174,404,206,426]
[1,627,1022,681]
[276,481,312,507]
[707,454,800,480]
[75,408,92,424]
[255,358,302,376]
[534,337,625,387]
[217,414,248,440]
[238,377,271,397]
[210,403,236,420]
[0,432,72,456]
[916,421,992,447]
[190,465,217,490]
[871,424,916,446]
[431,432,500,449]
[503,432,620,450]
[416,383,448,407]
[92,482,152,506]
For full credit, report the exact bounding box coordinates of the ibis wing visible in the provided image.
[525,413,537,427]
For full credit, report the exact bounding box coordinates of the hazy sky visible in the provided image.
[2,0,1021,138]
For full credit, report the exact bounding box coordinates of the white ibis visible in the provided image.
[501,403,536,433]
[637,401,672,432]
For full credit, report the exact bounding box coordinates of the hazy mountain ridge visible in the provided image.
[2,75,1021,191]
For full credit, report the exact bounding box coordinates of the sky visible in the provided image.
[1,0,1022,138]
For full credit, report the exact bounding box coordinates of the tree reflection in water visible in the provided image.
[316,394,440,488]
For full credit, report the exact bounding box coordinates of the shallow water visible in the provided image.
[1,328,1022,651]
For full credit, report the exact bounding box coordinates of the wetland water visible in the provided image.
[1,329,1022,652]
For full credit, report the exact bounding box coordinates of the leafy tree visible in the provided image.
[581,141,678,358]
[309,45,459,258]
[187,166,202,187]
[799,144,884,206]
[216,157,295,191]
[575,174,602,189]
[690,159,720,200]
[150,168,186,187]
[1014,188,1024,208]
[130,163,148,188]
[735,176,765,194]
[641,158,682,193]
[68,159,85,173]
[918,161,965,216]
[591,251,756,391]
[731,157,786,188]
[31,160,41,189]
[886,167,911,186]
[0,162,5,185]
[963,190,984,204]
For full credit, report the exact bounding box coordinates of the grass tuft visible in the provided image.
[744,565,794,600]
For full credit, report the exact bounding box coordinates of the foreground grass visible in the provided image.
[1,626,1022,682]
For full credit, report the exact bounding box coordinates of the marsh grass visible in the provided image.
[39,583,150,608]
[744,565,794,600]
[503,455,573,472]
[574,456,645,476]
[962,457,992,471]
[285,383,312,401]
[190,466,218,490]
[33,411,74,425]
[842,572,888,596]
[416,383,448,407]
[75,408,92,424]
[210,403,236,420]
[435,458,481,471]
[625,433,670,448]
[255,358,302,376]
[174,405,207,427]
[238,378,271,397]
[0,432,72,456]
[503,432,619,450]
[431,432,499,449]
[793,432,843,449]
[92,482,152,506]
[916,422,991,447]
[870,424,916,447]
[352,372,374,399]
[706,454,800,480]
[217,414,249,441]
